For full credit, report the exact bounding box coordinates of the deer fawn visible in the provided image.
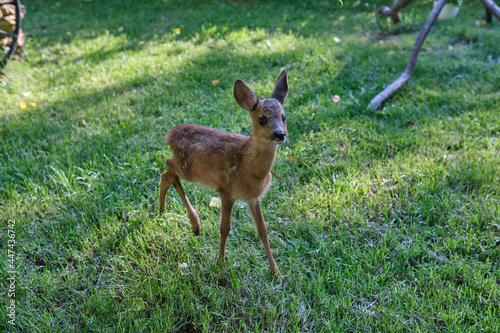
[159,70,289,280]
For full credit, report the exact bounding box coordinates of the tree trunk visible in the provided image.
[486,7,492,22]
[479,0,500,21]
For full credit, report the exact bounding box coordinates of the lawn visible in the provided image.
[1,0,499,331]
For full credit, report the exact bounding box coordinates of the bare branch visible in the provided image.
[479,0,500,21]
[368,0,447,110]
[376,0,414,23]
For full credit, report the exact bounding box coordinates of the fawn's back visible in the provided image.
[167,124,265,200]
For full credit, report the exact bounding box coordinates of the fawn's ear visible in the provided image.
[234,79,259,111]
[270,70,288,105]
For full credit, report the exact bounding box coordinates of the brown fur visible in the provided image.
[159,71,289,281]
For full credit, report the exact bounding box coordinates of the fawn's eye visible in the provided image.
[258,116,268,126]
[282,114,286,122]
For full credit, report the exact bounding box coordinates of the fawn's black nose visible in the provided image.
[273,131,286,142]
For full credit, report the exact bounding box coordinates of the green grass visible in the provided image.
[1,0,499,331]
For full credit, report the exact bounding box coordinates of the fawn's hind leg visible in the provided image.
[159,158,201,235]
[159,169,174,214]
[172,176,201,235]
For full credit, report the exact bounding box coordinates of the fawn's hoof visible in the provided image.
[271,267,285,283]
[273,272,285,283]
[216,257,227,268]
[158,204,165,214]
[191,224,201,236]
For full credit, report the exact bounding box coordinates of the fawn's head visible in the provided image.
[234,70,289,144]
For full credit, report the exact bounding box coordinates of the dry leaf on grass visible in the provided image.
[177,262,189,275]
[129,298,145,311]
[209,197,221,208]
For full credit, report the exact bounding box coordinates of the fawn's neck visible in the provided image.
[244,135,278,179]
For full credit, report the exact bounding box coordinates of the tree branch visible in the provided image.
[479,0,500,21]
[376,0,415,24]
[368,0,447,110]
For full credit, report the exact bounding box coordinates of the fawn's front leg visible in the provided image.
[247,198,284,281]
[217,193,234,266]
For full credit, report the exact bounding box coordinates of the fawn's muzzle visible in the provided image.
[271,131,286,143]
